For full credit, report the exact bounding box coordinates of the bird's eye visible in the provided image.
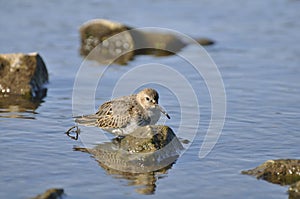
[146,97,150,101]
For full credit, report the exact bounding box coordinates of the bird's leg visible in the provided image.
[65,125,80,140]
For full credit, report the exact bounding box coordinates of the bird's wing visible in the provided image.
[95,97,143,128]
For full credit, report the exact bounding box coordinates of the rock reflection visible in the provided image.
[0,94,45,119]
[73,125,184,195]
[99,161,174,195]
[103,163,173,195]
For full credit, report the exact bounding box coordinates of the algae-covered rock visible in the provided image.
[242,159,300,199]
[0,52,48,99]
[242,159,300,185]
[118,125,183,153]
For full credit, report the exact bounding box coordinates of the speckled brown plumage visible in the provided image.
[75,88,170,135]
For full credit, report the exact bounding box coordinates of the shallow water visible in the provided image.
[1,0,300,198]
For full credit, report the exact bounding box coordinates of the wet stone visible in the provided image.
[242,159,300,199]
[79,19,134,65]
[79,19,215,65]
[118,125,183,153]
[242,159,300,185]
[0,52,48,99]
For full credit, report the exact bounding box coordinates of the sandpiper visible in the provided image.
[75,88,170,135]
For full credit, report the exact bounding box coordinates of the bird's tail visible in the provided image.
[73,114,98,126]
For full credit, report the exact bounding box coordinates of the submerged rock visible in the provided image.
[30,188,64,199]
[242,159,300,199]
[79,19,215,64]
[0,52,48,99]
[242,159,300,185]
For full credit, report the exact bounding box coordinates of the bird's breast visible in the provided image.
[147,108,161,125]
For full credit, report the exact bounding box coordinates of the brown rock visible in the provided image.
[0,52,48,99]
[242,159,300,185]
[30,188,64,199]
[242,159,300,199]
[118,125,183,153]
[196,38,215,46]
[79,19,134,65]
[79,19,215,65]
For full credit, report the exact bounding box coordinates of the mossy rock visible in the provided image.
[242,159,300,185]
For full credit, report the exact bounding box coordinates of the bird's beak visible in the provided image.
[157,105,170,119]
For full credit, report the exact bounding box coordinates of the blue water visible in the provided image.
[0,0,300,198]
